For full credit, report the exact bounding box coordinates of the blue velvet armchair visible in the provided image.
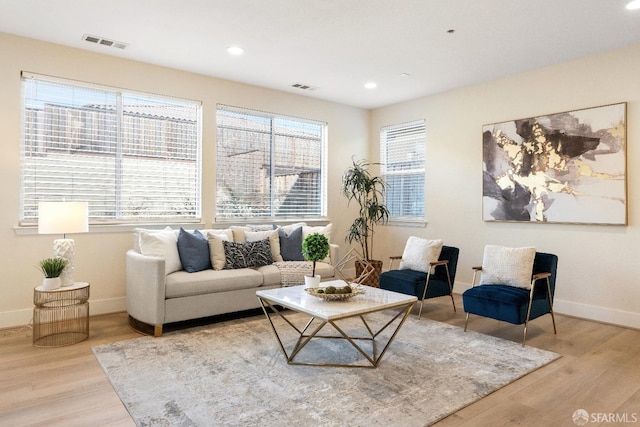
[462,251,558,346]
[379,245,459,318]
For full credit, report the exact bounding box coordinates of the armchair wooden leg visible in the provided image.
[522,321,529,347]
[418,300,425,319]
[445,265,456,312]
[154,324,163,337]
[464,313,470,331]
[418,271,432,319]
[547,278,557,335]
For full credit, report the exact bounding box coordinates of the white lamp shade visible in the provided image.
[38,202,89,235]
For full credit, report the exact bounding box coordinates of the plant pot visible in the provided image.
[355,259,383,287]
[41,277,61,290]
[304,275,321,288]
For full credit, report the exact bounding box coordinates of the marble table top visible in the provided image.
[257,280,417,321]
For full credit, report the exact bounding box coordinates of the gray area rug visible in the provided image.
[92,312,560,427]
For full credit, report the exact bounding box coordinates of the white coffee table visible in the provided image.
[256,280,417,368]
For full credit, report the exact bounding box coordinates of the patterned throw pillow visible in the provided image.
[223,239,274,269]
[245,229,283,262]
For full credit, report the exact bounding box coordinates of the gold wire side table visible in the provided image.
[33,282,90,347]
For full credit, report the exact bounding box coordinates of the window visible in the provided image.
[20,73,202,224]
[380,120,426,221]
[216,105,327,220]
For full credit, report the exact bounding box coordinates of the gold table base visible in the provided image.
[258,297,415,368]
[33,282,90,347]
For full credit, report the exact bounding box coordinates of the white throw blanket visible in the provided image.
[273,261,312,286]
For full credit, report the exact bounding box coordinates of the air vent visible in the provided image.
[291,83,318,91]
[83,34,129,50]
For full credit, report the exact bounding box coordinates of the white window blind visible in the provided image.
[216,105,327,220]
[380,120,426,220]
[20,73,202,223]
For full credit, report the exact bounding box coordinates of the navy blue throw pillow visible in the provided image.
[278,226,304,261]
[177,228,212,273]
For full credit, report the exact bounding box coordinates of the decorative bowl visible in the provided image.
[305,285,365,301]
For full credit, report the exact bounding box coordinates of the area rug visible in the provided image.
[92,312,559,427]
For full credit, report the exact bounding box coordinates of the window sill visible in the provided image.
[14,222,206,236]
[386,218,427,228]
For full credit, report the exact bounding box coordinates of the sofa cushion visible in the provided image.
[223,239,273,269]
[253,264,282,286]
[177,228,212,273]
[165,269,264,298]
[138,227,182,275]
[278,226,304,261]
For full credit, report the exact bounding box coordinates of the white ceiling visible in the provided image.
[1,0,640,109]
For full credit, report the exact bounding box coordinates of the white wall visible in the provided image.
[370,43,640,329]
[0,32,368,327]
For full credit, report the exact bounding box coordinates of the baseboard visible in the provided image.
[0,296,127,329]
[552,299,640,330]
[453,282,640,330]
[5,286,639,331]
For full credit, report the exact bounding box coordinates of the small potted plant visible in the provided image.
[38,257,68,290]
[302,232,330,288]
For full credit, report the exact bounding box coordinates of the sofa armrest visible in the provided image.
[126,249,166,327]
[330,244,339,266]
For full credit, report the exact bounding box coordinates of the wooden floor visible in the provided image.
[1,294,639,427]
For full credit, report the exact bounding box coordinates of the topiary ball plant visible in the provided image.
[302,232,330,277]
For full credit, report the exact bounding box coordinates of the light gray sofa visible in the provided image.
[126,225,336,336]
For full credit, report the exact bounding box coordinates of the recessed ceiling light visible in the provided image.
[400,73,410,77]
[227,46,244,55]
[627,0,640,10]
[364,81,377,89]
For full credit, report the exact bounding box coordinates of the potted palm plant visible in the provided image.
[302,232,330,288]
[38,257,68,290]
[341,158,390,286]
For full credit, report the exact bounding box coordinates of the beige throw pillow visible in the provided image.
[479,245,536,289]
[207,231,233,270]
[399,237,443,274]
[302,224,332,263]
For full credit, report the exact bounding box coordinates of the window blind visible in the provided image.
[380,120,426,220]
[20,73,202,223]
[216,105,326,220]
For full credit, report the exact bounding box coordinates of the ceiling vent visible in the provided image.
[82,34,129,50]
[291,83,318,91]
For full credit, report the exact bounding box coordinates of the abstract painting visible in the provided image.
[482,103,626,224]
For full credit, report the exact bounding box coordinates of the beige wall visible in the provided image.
[0,32,368,327]
[370,43,640,328]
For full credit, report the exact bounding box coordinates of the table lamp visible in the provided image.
[38,201,89,287]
